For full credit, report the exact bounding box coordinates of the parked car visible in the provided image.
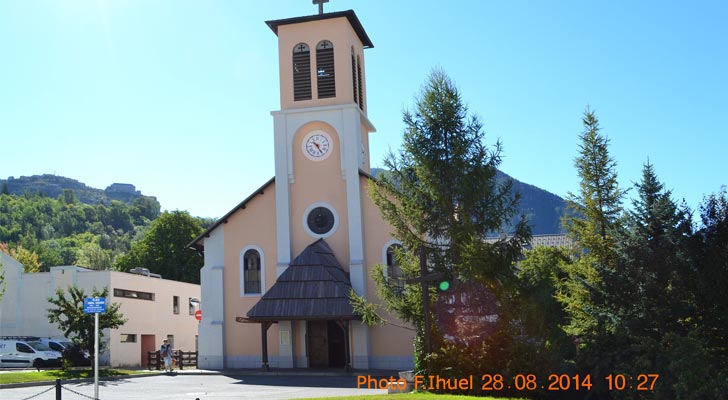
[37,337,92,367]
[0,336,63,369]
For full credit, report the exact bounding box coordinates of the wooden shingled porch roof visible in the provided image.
[246,239,358,321]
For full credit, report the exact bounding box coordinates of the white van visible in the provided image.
[36,337,91,366]
[0,337,63,369]
[36,337,74,353]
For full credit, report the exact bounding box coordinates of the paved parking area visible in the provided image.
[1,373,388,400]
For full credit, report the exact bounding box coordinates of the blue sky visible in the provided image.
[1,0,726,219]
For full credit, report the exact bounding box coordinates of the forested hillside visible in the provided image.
[0,190,161,271]
[0,173,211,285]
[496,169,567,235]
[0,169,567,282]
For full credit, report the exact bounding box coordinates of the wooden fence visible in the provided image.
[147,350,198,370]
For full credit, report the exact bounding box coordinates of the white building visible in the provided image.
[0,252,200,367]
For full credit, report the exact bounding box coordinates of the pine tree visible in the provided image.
[356,69,529,373]
[616,162,693,337]
[564,108,624,262]
[690,187,728,363]
[607,162,699,399]
[559,107,625,339]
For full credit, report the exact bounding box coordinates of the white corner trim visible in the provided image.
[239,245,266,297]
[301,201,339,239]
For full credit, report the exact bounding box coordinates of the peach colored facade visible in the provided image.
[193,10,414,371]
[0,259,200,368]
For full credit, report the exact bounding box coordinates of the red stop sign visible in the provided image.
[194,309,202,321]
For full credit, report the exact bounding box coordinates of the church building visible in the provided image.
[189,7,415,370]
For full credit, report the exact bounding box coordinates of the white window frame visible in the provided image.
[240,245,265,297]
[382,239,403,280]
[302,202,339,239]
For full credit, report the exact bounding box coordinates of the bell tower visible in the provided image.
[267,7,373,113]
[266,7,376,368]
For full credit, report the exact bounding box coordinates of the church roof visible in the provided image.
[188,170,376,252]
[266,10,374,49]
[246,239,358,321]
[187,177,275,251]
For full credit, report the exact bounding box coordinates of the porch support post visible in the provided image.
[336,320,352,372]
[261,321,272,371]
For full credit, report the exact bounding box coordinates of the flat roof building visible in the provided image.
[0,253,200,367]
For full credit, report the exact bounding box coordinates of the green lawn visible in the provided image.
[299,394,525,400]
[0,368,153,384]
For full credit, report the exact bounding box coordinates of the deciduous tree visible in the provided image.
[0,242,42,273]
[0,260,5,301]
[114,211,203,283]
[47,285,126,371]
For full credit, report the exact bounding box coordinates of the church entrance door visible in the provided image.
[306,320,345,368]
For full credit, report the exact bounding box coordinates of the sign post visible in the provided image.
[84,297,106,400]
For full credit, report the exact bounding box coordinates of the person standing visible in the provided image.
[160,339,173,373]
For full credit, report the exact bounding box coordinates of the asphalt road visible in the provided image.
[1,374,388,400]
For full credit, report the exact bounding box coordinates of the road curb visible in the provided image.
[0,371,167,389]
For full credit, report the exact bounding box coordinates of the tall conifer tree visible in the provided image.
[356,69,529,372]
[616,162,693,337]
[691,188,728,362]
[559,108,625,339]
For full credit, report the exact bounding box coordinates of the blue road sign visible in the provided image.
[83,297,107,314]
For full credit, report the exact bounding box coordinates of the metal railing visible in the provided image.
[14,379,97,400]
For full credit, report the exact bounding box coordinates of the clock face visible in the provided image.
[306,206,335,235]
[302,131,332,161]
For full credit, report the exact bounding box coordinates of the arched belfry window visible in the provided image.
[356,55,363,110]
[316,40,335,98]
[242,248,262,295]
[351,48,358,105]
[293,43,312,101]
[385,243,404,285]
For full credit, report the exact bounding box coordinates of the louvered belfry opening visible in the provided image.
[316,40,335,98]
[293,43,312,101]
[356,55,363,110]
[351,48,358,105]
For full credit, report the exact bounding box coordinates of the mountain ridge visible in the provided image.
[1,172,567,234]
[370,168,567,235]
[0,174,153,205]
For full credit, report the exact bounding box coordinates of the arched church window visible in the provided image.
[351,48,358,105]
[316,40,335,98]
[293,43,312,101]
[242,248,262,295]
[385,243,404,285]
[356,54,363,110]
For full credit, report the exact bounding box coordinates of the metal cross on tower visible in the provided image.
[312,0,329,15]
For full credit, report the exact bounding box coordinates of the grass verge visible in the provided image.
[0,368,154,384]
